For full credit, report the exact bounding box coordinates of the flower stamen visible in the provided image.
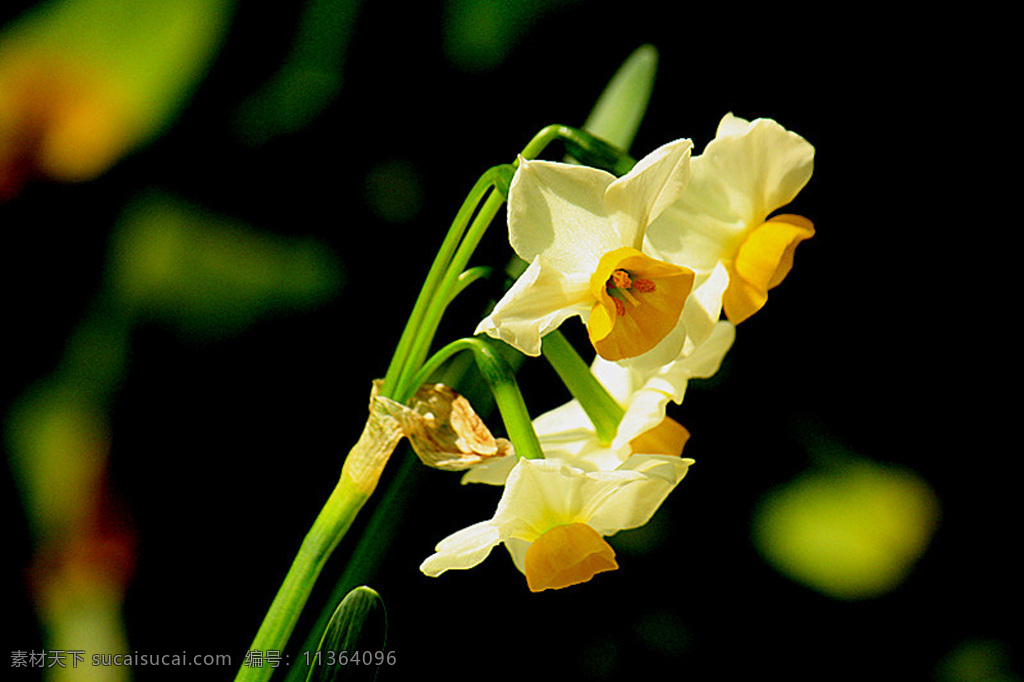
[633,278,656,293]
[607,268,642,308]
[617,287,641,307]
[588,247,694,361]
[609,269,633,289]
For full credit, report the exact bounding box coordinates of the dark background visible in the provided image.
[3,1,1015,680]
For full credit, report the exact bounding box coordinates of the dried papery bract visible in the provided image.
[379,382,514,471]
[339,382,405,496]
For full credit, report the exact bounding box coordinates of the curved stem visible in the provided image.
[541,330,624,446]
[381,167,506,402]
[446,266,493,306]
[402,188,505,388]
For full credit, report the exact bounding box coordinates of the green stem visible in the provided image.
[541,330,624,446]
[381,166,508,402]
[409,337,543,460]
[519,124,567,160]
[402,188,505,387]
[446,266,492,306]
[235,479,368,682]
[519,124,636,174]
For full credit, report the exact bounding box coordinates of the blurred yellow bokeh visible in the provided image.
[753,459,940,600]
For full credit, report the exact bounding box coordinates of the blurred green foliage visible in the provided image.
[234,0,362,144]
[109,193,343,339]
[442,0,583,72]
[362,160,424,225]
[937,639,1020,682]
[8,190,343,526]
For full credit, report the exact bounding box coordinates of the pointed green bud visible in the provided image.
[305,586,388,682]
[582,44,659,152]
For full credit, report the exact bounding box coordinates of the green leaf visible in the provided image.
[582,44,659,152]
[305,586,388,682]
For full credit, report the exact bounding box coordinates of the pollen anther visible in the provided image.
[607,268,643,309]
[633,278,656,293]
[609,269,633,289]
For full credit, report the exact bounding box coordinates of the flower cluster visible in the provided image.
[420,113,814,591]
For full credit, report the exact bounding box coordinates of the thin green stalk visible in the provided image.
[541,330,624,446]
[401,188,505,387]
[446,266,493,306]
[519,124,567,160]
[381,167,506,402]
[236,479,368,682]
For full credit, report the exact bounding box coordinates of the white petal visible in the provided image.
[420,521,502,576]
[587,356,675,449]
[507,156,619,274]
[496,458,583,534]
[586,455,693,534]
[475,257,591,357]
[610,388,673,451]
[495,457,640,539]
[644,116,814,270]
[644,199,735,273]
[533,399,596,457]
[618,453,696,479]
[683,262,731,346]
[533,395,634,471]
[497,457,686,538]
[459,454,518,485]
[504,537,531,575]
[605,138,693,245]
[701,115,814,223]
[590,355,637,405]
[716,112,751,137]
[672,320,735,381]
[637,317,735,402]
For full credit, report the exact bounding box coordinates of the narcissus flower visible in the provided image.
[463,319,735,485]
[476,139,696,361]
[421,455,692,592]
[645,114,815,324]
[541,319,735,460]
